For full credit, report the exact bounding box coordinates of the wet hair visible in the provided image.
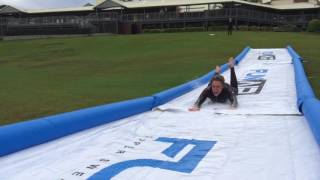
[209,74,225,86]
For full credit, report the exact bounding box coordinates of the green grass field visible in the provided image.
[0,31,319,125]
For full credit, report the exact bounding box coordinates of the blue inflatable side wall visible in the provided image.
[287,46,316,110]
[0,47,250,157]
[287,46,320,145]
[302,98,320,145]
[0,97,154,157]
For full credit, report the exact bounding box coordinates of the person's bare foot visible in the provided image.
[228,57,235,68]
[215,65,221,74]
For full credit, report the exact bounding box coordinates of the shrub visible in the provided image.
[163,28,181,33]
[272,24,300,32]
[282,24,300,32]
[248,26,259,31]
[307,19,320,32]
[184,27,205,32]
[143,27,206,34]
[273,26,285,32]
[143,29,163,33]
[238,26,249,31]
[208,26,226,31]
[260,26,273,31]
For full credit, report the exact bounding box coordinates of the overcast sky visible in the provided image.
[0,0,96,10]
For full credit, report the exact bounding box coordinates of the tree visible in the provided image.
[307,19,320,32]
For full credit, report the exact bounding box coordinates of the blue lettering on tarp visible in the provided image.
[258,52,276,60]
[88,137,216,180]
[262,51,274,55]
[244,69,268,81]
[238,69,269,95]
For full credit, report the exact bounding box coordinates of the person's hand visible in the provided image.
[215,65,221,74]
[188,106,200,112]
[228,57,235,68]
[229,105,237,110]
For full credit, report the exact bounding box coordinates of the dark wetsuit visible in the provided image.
[194,67,238,108]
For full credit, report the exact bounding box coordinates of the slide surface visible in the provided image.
[0,48,320,180]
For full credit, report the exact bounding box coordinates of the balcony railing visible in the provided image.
[0,8,319,27]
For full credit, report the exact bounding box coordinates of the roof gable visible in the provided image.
[96,0,125,9]
[0,5,25,14]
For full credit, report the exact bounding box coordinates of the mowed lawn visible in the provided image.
[0,31,319,125]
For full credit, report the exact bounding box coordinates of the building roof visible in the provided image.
[0,5,95,15]
[96,0,125,9]
[0,0,319,15]
[84,3,95,7]
[0,5,27,14]
[25,6,95,14]
[111,0,320,10]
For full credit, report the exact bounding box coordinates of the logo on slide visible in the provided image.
[258,51,276,60]
[238,69,268,95]
[88,137,216,179]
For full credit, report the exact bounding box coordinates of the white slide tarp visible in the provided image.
[0,48,320,180]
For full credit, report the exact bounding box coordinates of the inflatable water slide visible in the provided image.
[0,46,320,180]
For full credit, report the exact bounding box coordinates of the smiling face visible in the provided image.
[211,80,224,96]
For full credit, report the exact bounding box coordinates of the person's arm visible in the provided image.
[189,87,209,111]
[228,90,238,108]
[208,65,223,87]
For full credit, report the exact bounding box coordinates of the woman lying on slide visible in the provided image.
[189,57,238,111]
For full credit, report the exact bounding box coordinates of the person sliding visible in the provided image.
[189,57,238,111]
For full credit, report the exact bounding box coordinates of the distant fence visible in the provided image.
[122,8,319,25]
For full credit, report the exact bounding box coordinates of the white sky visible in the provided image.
[0,0,96,10]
